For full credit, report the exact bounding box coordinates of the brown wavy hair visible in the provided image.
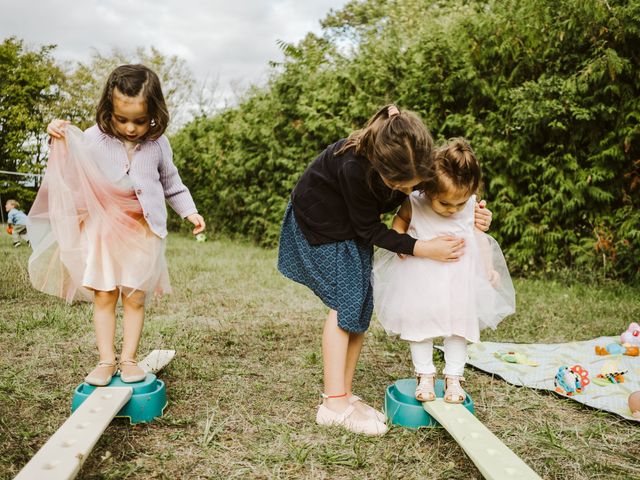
[422,138,482,196]
[336,104,434,184]
[96,64,169,141]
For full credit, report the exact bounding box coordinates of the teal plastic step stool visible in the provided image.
[385,378,474,428]
[72,373,167,424]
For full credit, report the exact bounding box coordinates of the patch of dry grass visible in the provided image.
[1,232,639,479]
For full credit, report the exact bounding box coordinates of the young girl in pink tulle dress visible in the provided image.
[30,64,205,386]
[372,138,515,404]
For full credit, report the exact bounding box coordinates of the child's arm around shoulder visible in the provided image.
[157,136,206,234]
[392,199,412,258]
[392,198,412,234]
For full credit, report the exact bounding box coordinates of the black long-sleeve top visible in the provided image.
[291,139,417,255]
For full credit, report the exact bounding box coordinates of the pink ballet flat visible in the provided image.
[316,404,388,436]
[84,361,117,386]
[119,359,146,383]
[348,394,386,422]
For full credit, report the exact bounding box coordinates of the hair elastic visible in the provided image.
[388,105,400,117]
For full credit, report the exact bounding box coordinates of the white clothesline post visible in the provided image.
[0,169,43,178]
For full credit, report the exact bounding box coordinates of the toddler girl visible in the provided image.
[373,138,515,403]
[278,107,493,435]
[30,64,205,386]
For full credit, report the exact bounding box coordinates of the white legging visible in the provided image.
[409,335,467,377]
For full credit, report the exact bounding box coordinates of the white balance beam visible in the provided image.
[423,400,541,480]
[14,387,132,480]
[14,349,175,480]
[138,349,176,374]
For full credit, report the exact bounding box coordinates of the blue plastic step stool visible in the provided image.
[385,378,474,428]
[72,373,167,424]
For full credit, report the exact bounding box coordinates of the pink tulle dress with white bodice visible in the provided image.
[28,126,170,302]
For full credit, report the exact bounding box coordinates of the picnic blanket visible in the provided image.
[454,337,640,421]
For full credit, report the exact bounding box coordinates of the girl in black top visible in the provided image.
[278,104,492,435]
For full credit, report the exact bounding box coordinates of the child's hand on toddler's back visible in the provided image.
[47,119,71,139]
[416,235,465,262]
[187,213,206,235]
[474,200,492,232]
[487,269,500,288]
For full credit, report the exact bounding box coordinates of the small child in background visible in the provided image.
[5,199,29,247]
[373,138,515,404]
[32,64,205,386]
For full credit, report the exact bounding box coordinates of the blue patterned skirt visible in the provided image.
[277,202,374,333]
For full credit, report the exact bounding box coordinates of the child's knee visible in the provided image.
[94,289,119,306]
[123,290,146,308]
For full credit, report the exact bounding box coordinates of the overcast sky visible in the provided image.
[0,0,350,104]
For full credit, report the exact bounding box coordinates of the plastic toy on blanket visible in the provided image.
[593,360,628,386]
[554,365,590,396]
[621,322,640,345]
[595,323,640,356]
[595,344,639,356]
[493,351,539,366]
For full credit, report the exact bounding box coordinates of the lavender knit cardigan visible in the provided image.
[84,125,198,238]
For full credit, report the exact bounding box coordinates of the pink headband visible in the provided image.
[388,105,400,118]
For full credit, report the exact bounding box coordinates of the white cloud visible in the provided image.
[0,0,349,102]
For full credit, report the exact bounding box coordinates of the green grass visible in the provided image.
[1,232,639,479]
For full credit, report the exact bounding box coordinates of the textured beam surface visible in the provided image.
[423,400,541,480]
[138,349,176,374]
[15,387,132,480]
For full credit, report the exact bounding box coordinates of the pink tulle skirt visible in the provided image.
[28,126,171,302]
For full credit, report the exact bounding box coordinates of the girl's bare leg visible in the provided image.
[321,310,370,422]
[119,290,146,382]
[120,290,145,361]
[345,331,384,418]
[93,289,119,363]
[322,310,349,411]
[344,331,365,395]
[85,289,119,385]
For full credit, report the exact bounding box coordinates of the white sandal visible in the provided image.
[444,375,466,404]
[348,394,385,422]
[415,374,436,402]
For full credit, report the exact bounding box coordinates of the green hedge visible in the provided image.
[171,0,640,281]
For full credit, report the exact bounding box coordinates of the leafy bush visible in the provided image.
[171,0,640,282]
